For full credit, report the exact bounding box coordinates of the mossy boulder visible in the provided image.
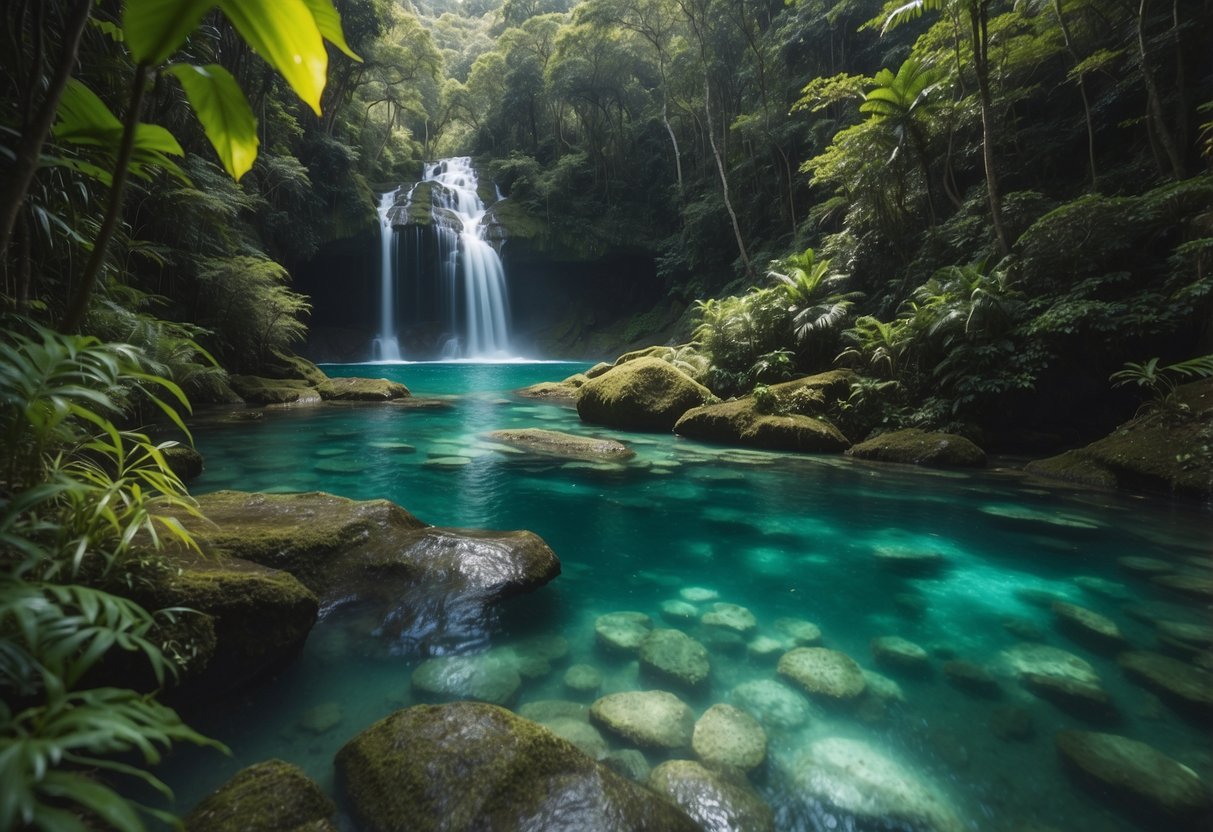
[1026,379,1213,497]
[777,647,867,703]
[261,350,329,386]
[590,690,696,750]
[639,628,711,691]
[1000,643,1114,719]
[577,357,712,432]
[1056,731,1211,829]
[1117,651,1213,714]
[228,375,321,406]
[486,428,634,461]
[317,376,409,401]
[335,702,698,832]
[692,703,767,772]
[515,380,582,402]
[674,399,849,453]
[134,555,317,699]
[162,491,559,652]
[648,761,774,832]
[162,445,204,481]
[848,428,986,468]
[184,759,336,832]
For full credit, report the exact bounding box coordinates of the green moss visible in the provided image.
[184,760,336,832]
[577,357,712,432]
[228,375,320,406]
[162,445,204,481]
[674,389,851,453]
[335,702,698,832]
[849,428,987,468]
[263,350,329,385]
[317,376,410,401]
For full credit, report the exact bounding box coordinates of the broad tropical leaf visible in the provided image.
[217,0,328,115]
[122,0,216,65]
[168,64,259,181]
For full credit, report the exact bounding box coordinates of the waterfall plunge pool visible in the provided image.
[161,361,1212,831]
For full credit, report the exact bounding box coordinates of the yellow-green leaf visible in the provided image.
[123,0,216,65]
[301,0,361,61]
[167,63,259,180]
[217,0,327,115]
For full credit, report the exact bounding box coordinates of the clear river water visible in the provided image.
[161,362,1212,831]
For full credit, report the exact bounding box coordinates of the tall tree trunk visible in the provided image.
[0,0,91,265]
[704,76,752,276]
[1051,0,1098,189]
[1136,0,1185,178]
[970,3,1011,257]
[61,65,152,333]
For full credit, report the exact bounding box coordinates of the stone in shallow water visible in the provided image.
[595,611,652,653]
[649,760,774,832]
[422,456,472,469]
[729,679,812,730]
[660,599,699,623]
[943,660,1001,698]
[1151,573,1213,600]
[1156,620,1213,652]
[335,702,699,832]
[639,628,711,690]
[411,653,521,706]
[861,669,905,703]
[777,647,867,703]
[484,428,635,461]
[692,704,767,772]
[590,690,695,750]
[1117,556,1174,576]
[314,458,368,475]
[788,737,965,832]
[1117,651,1213,714]
[563,663,602,695]
[871,636,931,675]
[538,717,608,760]
[602,749,650,783]
[1001,616,1046,641]
[680,586,719,603]
[773,617,823,646]
[512,633,569,665]
[747,635,787,661]
[872,546,948,576]
[1001,643,1113,718]
[1073,576,1132,601]
[701,602,758,634]
[185,759,335,832]
[1051,601,1127,653]
[1055,730,1212,828]
[517,700,588,723]
[299,701,344,735]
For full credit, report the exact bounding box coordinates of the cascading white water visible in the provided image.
[426,157,511,357]
[371,188,402,361]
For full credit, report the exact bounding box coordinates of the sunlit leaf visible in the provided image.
[301,0,361,61]
[167,64,259,180]
[217,0,328,115]
[122,0,216,65]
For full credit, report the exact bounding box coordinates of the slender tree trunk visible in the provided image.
[704,76,751,276]
[1135,0,1185,178]
[0,0,91,264]
[1051,0,1098,189]
[61,64,152,333]
[970,4,1011,256]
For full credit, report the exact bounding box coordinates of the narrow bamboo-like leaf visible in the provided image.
[167,64,259,181]
[123,0,216,65]
[301,0,361,61]
[217,0,328,115]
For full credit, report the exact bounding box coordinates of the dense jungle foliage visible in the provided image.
[0,0,1211,828]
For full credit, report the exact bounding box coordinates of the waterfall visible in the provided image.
[371,188,402,362]
[426,157,512,358]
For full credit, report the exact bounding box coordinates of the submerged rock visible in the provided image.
[747,635,788,661]
[184,759,335,832]
[1001,643,1114,718]
[701,602,758,634]
[774,617,823,646]
[1152,573,1213,601]
[595,611,653,652]
[485,428,635,461]
[411,652,522,706]
[1156,620,1213,653]
[872,546,948,576]
[692,703,767,772]
[1117,556,1174,576]
[943,660,1001,698]
[729,679,812,730]
[660,599,700,623]
[577,357,713,432]
[563,663,603,695]
[848,428,986,468]
[777,647,867,703]
[1056,730,1211,828]
[164,491,560,652]
[680,586,719,603]
[871,636,931,675]
[639,628,711,690]
[336,702,698,832]
[1117,651,1213,714]
[602,749,651,783]
[590,690,695,750]
[1051,601,1128,653]
[649,761,774,832]
[788,737,965,832]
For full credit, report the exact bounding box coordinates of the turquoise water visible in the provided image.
[164,362,1211,830]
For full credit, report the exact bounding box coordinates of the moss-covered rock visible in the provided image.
[133,554,318,698]
[648,760,774,832]
[674,398,850,452]
[777,647,867,703]
[184,759,336,832]
[162,445,204,481]
[335,702,698,832]
[848,428,987,468]
[228,375,322,406]
[585,362,613,378]
[317,377,410,401]
[590,690,696,750]
[485,428,634,461]
[1026,379,1213,497]
[1056,731,1211,829]
[515,380,581,402]
[577,357,712,432]
[261,350,329,386]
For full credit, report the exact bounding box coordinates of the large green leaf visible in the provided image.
[301,0,361,61]
[54,80,122,146]
[167,64,259,180]
[122,0,216,65]
[217,0,327,115]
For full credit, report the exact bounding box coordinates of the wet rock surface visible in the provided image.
[778,647,867,703]
[849,428,986,468]
[649,760,774,832]
[485,428,635,461]
[184,759,336,832]
[692,703,767,771]
[590,690,695,750]
[577,357,713,432]
[639,628,711,690]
